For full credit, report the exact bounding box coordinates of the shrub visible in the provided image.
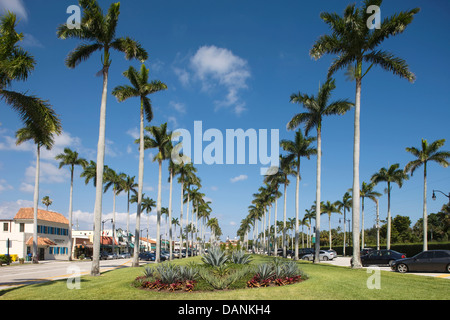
[201,246,228,267]
[229,250,252,264]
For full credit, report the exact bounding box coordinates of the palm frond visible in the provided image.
[65,42,103,68]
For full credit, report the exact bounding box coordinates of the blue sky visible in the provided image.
[0,0,449,243]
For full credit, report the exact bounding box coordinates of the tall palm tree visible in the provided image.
[141,123,172,262]
[103,167,126,256]
[174,162,197,256]
[371,164,409,249]
[310,0,419,268]
[112,64,167,265]
[121,175,137,252]
[335,192,352,256]
[15,111,61,264]
[321,201,340,249]
[405,139,450,251]
[288,78,352,262]
[358,182,381,249]
[264,173,283,256]
[80,160,98,186]
[55,147,88,260]
[141,196,156,250]
[0,12,56,134]
[281,128,317,259]
[57,0,148,276]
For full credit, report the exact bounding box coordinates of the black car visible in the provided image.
[139,252,155,261]
[360,249,406,266]
[99,251,109,260]
[391,250,450,273]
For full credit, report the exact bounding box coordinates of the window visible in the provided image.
[3,223,8,232]
[434,251,449,259]
[20,223,25,232]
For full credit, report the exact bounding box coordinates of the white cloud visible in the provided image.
[25,161,70,184]
[0,199,34,219]
[0,179,13,192]
[188,45,250,115]
[19,182,34,193]
[0,0,28,21]
[173,67,190,86]
[126,127,140,140]
[169,101,186,114]
[21,33,43,48]
[230,174,248,183]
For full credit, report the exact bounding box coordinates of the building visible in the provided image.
[0,208,70,261]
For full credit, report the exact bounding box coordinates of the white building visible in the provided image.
[0,208,70,261]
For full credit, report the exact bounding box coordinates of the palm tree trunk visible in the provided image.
[295,157,300,260]
[343,208,346,256]
[68,166,74,261]
[179,182,184,257]
[186,193,190,255]
[376,199,380,250]
[283,181,287,258]
[156,160,162,263]
[112,189,116,256]
[351,75,362,268]
[126,190,130,253]
[91,66,109,276]
[361,197,365,250]
[168,169,173,260]
[328,214,331,249]
[274,197,278,256]
[423,162,428,251]
[387,182,391,250]
[133,97,145,267]
[32,146,40,264]
[314,126,321,263]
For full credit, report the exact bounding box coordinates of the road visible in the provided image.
[321,256,450,279]
[0,258,149,290]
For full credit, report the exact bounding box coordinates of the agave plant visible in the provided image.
[256,263,275,281]
[230,250,252,265]
[179,265,199,282]
[201,246,228,267]
[155,262,180,284]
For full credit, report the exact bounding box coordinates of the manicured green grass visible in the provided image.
[0,255,448,300]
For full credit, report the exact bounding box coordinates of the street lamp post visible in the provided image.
[432,190,450,207]
[102,218,113,253]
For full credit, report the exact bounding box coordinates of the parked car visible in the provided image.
[360,248,374,256]
[107,252,118,260]
[360,249,406,266]
[160,250,170,260]
[302,250,334,261]
[118,252,131,259]
[391,250,450,273]
[139,251,155,261]
[99,251,109,260]
[326,249,337,259]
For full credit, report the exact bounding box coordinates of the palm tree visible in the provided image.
[112,64,167,265]
[281,128,317,259]
[264,173,283,256]
[358,182,381,249]
[174,162,197,256]
[141,196,156,250]
[310,0,419,268]
[121,175,137,252]
[335,192,352,256]
[371,164,409,249]
[80,160,98,186]
[141,123,173,262]
[405,139,450,251]
[288,78,352,262]
[103,167,126,256]
[0,13,57,135]
[41,196,53,210]
[15,111,61,264]
[172,217,179,249]
[57,0,148,276]
[320,201,339,249]
[55,147,88,260]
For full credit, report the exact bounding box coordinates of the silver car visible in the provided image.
[302,250,334,261]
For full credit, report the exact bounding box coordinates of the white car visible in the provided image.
[302,250,334,261]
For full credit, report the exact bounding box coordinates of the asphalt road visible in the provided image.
[0,258,148,290]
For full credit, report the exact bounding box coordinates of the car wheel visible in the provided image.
[446,264,450,273]
[323,256,328,261]
[396,263,408,273]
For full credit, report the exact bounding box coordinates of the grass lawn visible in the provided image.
[0,255,448,300]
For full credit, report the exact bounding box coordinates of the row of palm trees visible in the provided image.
[239,1,447,269]
[0,0,221,273]
[55,121,221,265]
